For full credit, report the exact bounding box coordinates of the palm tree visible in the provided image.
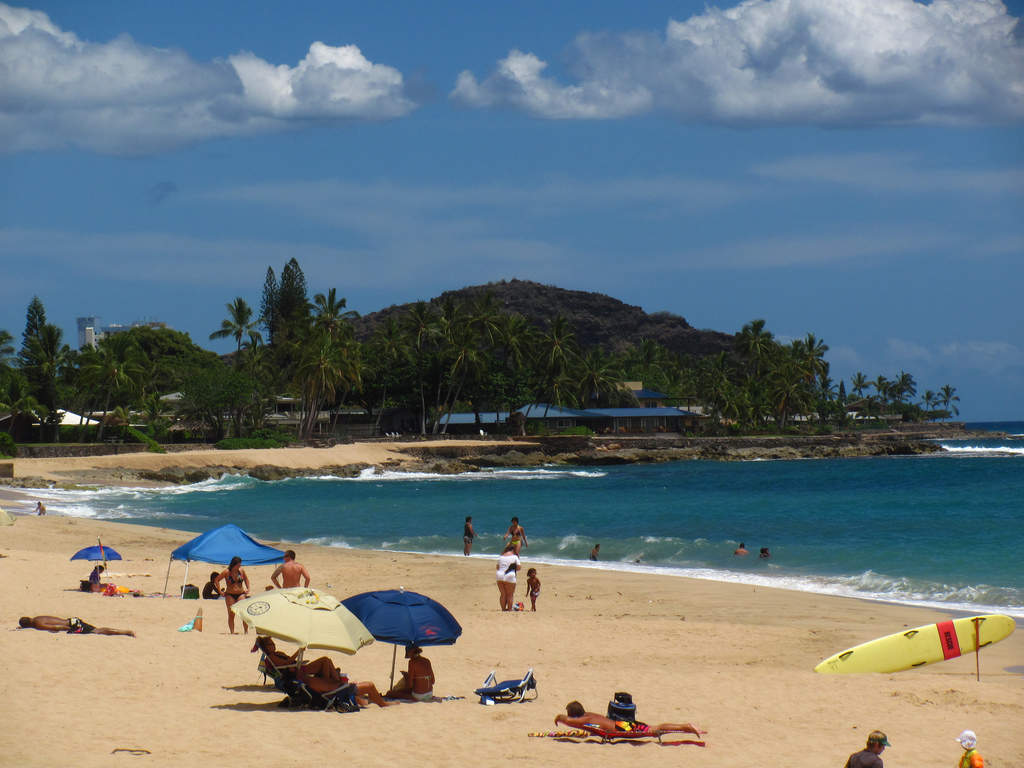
[296,332,361,439]
[767,351,811,430]
[492,312,534,421]
[629,338,667,387]
[402,302,439,434]
[0,374,47,435]
[311,288,358,343]
[366,316,405,434]
[873,375,890,409]
[440,325,485,433]
[210,298,260,367]
[83,335,145,441]
[536,315,578,415]
[939,384,960,420]
[921,390,937,420]
[139,392,170,431]
[23,324,68,440]
[796,333,829,385]
[892,371,917,404]
[576,348,623,408]
[850,372,868,399]
[736,319,775,378]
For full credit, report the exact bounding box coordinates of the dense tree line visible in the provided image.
[0,262,961,445]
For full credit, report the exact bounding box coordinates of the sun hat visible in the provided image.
[867,731,891,747]
[956,730,977,750]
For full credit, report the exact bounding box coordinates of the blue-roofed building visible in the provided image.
[438,402,702,435]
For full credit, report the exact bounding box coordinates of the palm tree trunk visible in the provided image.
[96,389,112,442]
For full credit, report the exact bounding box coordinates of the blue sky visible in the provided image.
[1,0,1022,420]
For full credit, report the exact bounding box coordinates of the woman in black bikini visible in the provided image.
[214,556,250,634]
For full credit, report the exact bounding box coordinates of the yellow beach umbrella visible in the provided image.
[232,587,374,654]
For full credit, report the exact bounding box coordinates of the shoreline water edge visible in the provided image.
[3,423,1021,619]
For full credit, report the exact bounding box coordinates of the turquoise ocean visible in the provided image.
[32,421,1024,617]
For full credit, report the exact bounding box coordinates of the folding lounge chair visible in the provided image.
[474,668,537,703]
[257,653,305,708]
[298,679,360,713]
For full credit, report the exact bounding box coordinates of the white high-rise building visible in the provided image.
[77,316,100,349]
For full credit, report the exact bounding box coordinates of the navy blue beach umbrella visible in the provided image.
[70,545,123,561]
[342,589,462,689]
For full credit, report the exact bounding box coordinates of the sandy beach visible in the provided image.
[1,448,1022,767]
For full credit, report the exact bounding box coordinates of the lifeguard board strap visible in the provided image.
[936,620,962,660]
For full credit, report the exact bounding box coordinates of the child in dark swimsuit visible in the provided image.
[526,568,541,611]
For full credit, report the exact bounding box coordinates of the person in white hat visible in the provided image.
[844,730,890,767]
[955,730,984,768]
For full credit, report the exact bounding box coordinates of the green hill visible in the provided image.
[354,279,733,358]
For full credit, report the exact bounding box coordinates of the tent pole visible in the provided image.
[162,558,173,599]
[182,561,191,598]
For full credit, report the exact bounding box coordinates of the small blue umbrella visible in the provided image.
[71,545,123,561]
[342,589,462,689]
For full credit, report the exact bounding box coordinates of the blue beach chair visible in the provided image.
[475,668,537,704]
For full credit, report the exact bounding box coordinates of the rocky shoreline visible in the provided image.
[1,425,997,488]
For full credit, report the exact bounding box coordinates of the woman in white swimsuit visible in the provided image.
[495,542,520,611]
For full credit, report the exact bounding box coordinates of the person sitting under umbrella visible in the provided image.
[386,645,436,702]
[253,636,392,707]
[88,564,105,592]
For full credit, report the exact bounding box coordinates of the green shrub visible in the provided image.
[125,426,166,453]
[557,425,594,436]
[216,437,287,450]
[0,431,15,458]
[248,427,293,446]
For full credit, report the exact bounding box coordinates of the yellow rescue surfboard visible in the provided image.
[814,614,1016,674]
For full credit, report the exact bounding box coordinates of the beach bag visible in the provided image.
[607,691,636,722]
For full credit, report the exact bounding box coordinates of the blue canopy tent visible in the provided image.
[162,523,285,598]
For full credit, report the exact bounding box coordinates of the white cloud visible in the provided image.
[885,338,934,364]
[452,49,653,118]
[0,3,415,154]
[939,340,1023,373]
[452,0,1024,125]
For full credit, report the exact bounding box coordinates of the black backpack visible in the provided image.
[606,691,636,721]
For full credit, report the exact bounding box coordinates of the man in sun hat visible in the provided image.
[955,730,984,768]
[843,730,890,768]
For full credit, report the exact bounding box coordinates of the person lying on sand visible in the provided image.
[19,615,134,637]
[554,700,705,737]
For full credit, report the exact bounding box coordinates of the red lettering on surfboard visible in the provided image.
[936,620,962,660]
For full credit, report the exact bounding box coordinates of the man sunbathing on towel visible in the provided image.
[19,615,134,637]
[554,701,705,737]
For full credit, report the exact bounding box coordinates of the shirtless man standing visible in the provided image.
[19,615,134,637]
[271,550,311,589]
